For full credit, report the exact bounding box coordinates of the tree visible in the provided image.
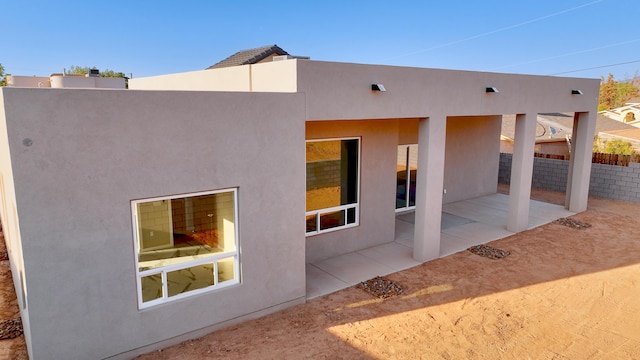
[99,69,127,78]
[593,135,636,155]
[598,74,617,111]
[65,65,127,78]
[603,138,635,155]
[66,65,128,88]
[66,65,89,75]
[593,134,603,153]
[0,63,6,87]
[598,73,639,111]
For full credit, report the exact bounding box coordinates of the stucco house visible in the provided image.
[6,68,126,89]
[599,97,640,126]
[0,46,599,359]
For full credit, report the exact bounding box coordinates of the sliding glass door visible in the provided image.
[396,144,418,212]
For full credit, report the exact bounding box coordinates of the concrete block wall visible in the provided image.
[532,158,570,193]
[499,153,640,204]
[498,153,513,185]
[589,162,640,202]
[306,160,341,191]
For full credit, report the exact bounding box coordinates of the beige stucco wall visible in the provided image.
[7,75,125,89]
[130,59,599,117]
[130,59,598,117]
[129,66,251,91]
[396,116,501,204]
[535,140,571,158]
[306,120,399,262]
[0,91,31,356]
[295,61,599,121]
[129,60,299,93]
[6,75,51,87]
[49,74,126,89]
[443,116,501,204]
[398,118,419,145]
[0,87,306,360]
[250,60,298,92]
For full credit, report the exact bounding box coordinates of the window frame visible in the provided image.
[131,187,240,309]
[305,137,361,236]
[395,144,418,213]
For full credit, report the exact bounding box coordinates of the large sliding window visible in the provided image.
[396,144,418,212]
[132,188,239,309]
[306,138,360,235]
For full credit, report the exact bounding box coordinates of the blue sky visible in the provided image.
[2,0,639,80]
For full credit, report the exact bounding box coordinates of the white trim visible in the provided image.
[305,137,361,236]
[305,136,361,143]
[131,187,240,309]
[395,144,418,213]
[305,203,359,236]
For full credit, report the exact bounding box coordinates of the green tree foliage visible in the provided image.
[598,73,639,111]
[604,138,635,155]
[66,65,89,75]
[66,65,127,78]
[593,135,636,155]
[0,63,6,87]
[66,65,128,88]
[598,74,617,111]
[593,135,603,153]
[99,69,127,78]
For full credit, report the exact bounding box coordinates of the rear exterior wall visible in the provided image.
[0,87,307,360]
[443,116,501,204]
[305,120,399,262]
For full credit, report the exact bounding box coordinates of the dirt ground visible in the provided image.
[0,230,28,360]
[2,188,640,359]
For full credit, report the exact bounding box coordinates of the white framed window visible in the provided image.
[306,137,360,236]
[132,188,239,309]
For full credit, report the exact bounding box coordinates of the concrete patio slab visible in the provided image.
[305,263,350,300]
[310,252,395,287]
[356,242,421,272]
[306,193,574,299]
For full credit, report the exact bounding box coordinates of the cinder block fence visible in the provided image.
[499,153,640,204]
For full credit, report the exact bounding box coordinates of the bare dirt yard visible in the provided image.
[2,188,640,359]
[0,232,28,359]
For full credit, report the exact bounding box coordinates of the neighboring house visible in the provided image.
[599,97,640,127]
[501,112,638,158]
[0,46,599,359]
[598,127,640,152]
[206,44,308,69]
[501,113,575,158]
[6,69,126,89]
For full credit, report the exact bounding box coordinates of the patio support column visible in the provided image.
[507,113,536,232]
[566,111,596,212]
[414,115,446,262]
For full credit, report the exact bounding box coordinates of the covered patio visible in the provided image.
[306,192,573,299]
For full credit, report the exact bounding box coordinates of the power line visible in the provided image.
[382,0,604,61]
[485,38,640,72]
[549,59,640,75]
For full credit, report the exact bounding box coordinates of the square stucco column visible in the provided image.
[566,111,596,212]
[414,116,446,262]
[507,113,537,233]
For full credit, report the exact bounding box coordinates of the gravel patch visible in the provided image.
[0,318,23,340]
[357,276,405,299]
[467,244,511,260]
[553,217,591,229]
